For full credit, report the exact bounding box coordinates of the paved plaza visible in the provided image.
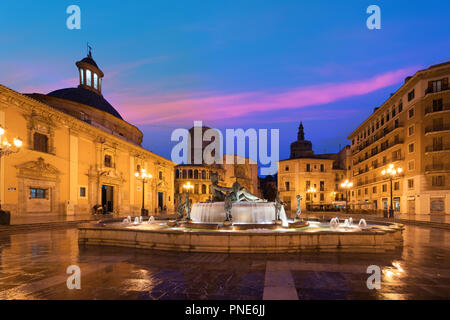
[0,224,449,300]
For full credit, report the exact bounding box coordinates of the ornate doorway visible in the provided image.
[102,185,114,213]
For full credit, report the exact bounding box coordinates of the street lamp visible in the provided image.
[381,164,403,218]
[340,179,353,213]
[135,168,152,216]
[183,181,194,193]
[306,187,317,211]
[0,126,23,220]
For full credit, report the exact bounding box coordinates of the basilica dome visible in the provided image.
[47,87,122,119]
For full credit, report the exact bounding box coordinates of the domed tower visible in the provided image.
[290,122,314,158]
[26,49,144,145]
[76,48,104,95]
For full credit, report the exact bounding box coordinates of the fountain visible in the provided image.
[343,217,354,228]
[359,219,368,228]
[79,178,404,253]
[330,217,340,229]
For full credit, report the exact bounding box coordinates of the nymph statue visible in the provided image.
[184,192,192,221]
[176,194,184,220]
[274,192,284,221]
[295,195,302,220]
[224,191,233,222]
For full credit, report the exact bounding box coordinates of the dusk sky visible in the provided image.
[1,0,449,168]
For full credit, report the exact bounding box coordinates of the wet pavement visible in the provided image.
[0,225,449,300]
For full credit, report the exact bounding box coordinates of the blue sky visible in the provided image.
[0,0,449,169]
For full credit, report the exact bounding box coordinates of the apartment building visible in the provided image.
[348,62,450,214]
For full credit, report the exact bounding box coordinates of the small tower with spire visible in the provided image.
[75,45,104,95]
[297,122,305,141]
[290,121,314,158]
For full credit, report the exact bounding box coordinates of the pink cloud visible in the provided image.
[116,66,418,125]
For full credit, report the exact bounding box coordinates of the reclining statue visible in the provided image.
[210,172,265,203]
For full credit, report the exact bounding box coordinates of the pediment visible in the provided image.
[16,157,61,180]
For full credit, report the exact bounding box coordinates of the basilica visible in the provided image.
[0,52,175,217]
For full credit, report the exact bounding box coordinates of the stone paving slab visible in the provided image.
[0,225,449,300]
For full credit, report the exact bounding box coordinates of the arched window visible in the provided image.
[188,170,193,179]
[194,184,199,194]
[202,184,206,194]
[93,73,98,89]
[80,69,84,84]
[159,171,163,180]
[202,170,206,179]
[194,170,198,179]
[182,170,187,179]
[175,169,179,179]
[86,69,92,86]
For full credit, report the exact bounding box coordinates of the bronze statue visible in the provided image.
[274,192,284,221]
[184,192,191,221]
[224,191,233,222]
[176,194,184,220]
[210,172,264,203]
[296,195,302,220]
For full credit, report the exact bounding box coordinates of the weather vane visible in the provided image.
[87,42,92,57]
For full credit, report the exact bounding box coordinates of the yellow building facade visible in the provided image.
[278,123,348,212]
[348,62,450,214]
[0,53,175,217]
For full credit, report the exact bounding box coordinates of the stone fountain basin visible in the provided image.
[78,220,404,253]
[190,202,288,225]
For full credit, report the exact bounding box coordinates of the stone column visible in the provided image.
[129,155,135,206]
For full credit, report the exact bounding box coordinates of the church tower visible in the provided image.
[290,121,314,158]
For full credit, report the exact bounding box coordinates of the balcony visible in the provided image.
[352,122,403,156]
[425,85,449,95]
[425,163,450,173]
[425,144,450,154]
[352,140,404,167]
[425,103,450,116]
[425,124,450,135]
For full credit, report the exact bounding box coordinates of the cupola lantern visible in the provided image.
[75,46,104,95]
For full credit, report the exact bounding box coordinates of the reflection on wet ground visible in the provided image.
[0,225,449,300]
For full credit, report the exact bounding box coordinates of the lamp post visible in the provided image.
[135,168,152,216]
[183,182,194,220]
[340,179,353,213]
[306,187,317,211]
[0,126,22,223]
[183,181,194,193]
[381,164,403,218]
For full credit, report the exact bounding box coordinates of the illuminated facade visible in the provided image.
[0,53,175,217]
[174,125,260,205]
[278,123,349,212]
[348,62,450,214]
